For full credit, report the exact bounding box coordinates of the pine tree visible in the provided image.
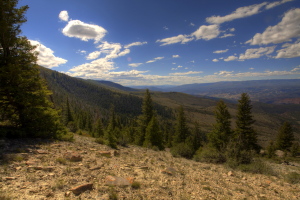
[94,118,104,138]
[136,89,154,145]
[234,93,258,151]
[0,0,67,138]
[208,100,232,151]
[143,115,164,150]
[104,106,117,148]
[275,122,294,151]
[173,105,189,145]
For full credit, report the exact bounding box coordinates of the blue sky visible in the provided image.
[19,0,300,86]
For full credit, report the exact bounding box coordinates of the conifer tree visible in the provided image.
[234,93,258,151]
[136,89,154,145]
[0,0,67,138]
[104,106,117,148]
[94,118,104,138]
[275,122,294,151]
[173,105,189,145]
[208,100,232,151]
[143,115,164,150]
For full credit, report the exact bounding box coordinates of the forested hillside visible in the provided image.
[39,67,173,135]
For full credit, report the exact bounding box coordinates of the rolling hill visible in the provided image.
[39,67,300,147]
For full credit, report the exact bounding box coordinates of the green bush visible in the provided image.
[95,137,105,145]
[171,143,194,159]
[193,146,226,164]
[237,159,277,176]
[284,172,300,184]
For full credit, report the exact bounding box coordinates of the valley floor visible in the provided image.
[0,135,299,199]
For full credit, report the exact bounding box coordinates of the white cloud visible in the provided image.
[291,65,300,71]
[230,28,235,32]
[59,10,69,21]
[163,26,169,30]
[86,51,101,60]
[173,55,180,58]
[169,71,203,76]
[213,49,229,54]
[275,41,300,58]
[206,2,267,24]
[178,65,183,68]
[224,55,238,61]
[246,8,300,45]
[30,40,67,68]
[214,71,234,76]
[156,34,193,46]
[97,42,123,59]
[266,0,294,10]
[78,50,87,54]
[118,49,130,57]
[124,41,147,49]
[190,23,195,26]
[146,56,164,63]
[192,24,220,40]
[62,20,107,43]
[239,46,276,60]
[220,33,235,38]
[128,63,143,67]
[212,59,219,62]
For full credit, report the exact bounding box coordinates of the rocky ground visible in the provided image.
[0,135,300,200]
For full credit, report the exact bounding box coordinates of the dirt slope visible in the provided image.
[0,135,299,199]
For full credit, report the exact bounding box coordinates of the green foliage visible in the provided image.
[193,146,226,164]
[284,172,300,184]
[237,159,276,176]
[143,115,164,150]
[131,181,141,189]
[226,140,254,167]
[136,89,154,146]
[275,122,294,151]
[171,142,195,159]
[234,93,258,151]
[94,119,104,138]
[208,100,232,151]
[104,107,118,149]
[221,93,258,166]
[291,142,300,157]
[0,0,67,139]
[95,137,105,145]
[173,106,189,145]
[266,140,276,158]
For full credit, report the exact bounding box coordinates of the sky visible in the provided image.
[19,0,300,86]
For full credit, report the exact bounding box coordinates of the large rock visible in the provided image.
[69,183,93,195]
[64,152,83,162]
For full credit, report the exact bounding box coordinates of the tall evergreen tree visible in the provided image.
[173,105,189,145]
[275,122,294,151]
[136,89,154,146]
[234,93,258,151]
[0,0,67,138]
[143,115,164,150]
[94,118,104,138]
[208,100,232,151]
[104,106,117,148]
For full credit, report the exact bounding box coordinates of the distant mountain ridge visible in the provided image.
[131,79,300,104]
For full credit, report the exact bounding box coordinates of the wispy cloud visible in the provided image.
[128,63,143,67]
[146,57,165,63]
[213,49,229,54]
[124,41,147,49]
[169,71,203,76]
